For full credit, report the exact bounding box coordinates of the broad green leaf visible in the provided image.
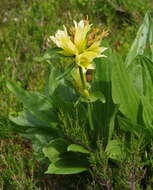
[111,53,140,123]
[7,81,58,125]
[127,58,144,96]
[91,49,116,144]
[45,152,89,174]
[43,138,70,162]
[47,65,77,110]
[53,84,77,102]
[141,96,153,130]
[93,47,113,94]
[105,140,126,162]
[140,56,153,97]
[149,18,153,62]
[46,162,88,174]
[9,110,49,127]
[9,109,62,138]
[51,84,77,113]
[21,126,61,139]
[67,144,90,154]
[138,56,153,130]
[108,105,119,143]
[125,13,150,66]
[127,56,153,97]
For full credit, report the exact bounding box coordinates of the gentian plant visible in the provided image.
[7,14,153,189]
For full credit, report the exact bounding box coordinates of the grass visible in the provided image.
[0,0,153,189]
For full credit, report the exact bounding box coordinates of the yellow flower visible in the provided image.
[49,19,108,97]
[50,26,78,56]
[50,19,108,70]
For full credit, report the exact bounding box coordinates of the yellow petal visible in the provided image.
[50,27,78,56]
[73,20,91,53]
[75,51,98,69]
[87,41,107,55]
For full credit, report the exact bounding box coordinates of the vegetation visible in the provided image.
[0,0,153,189]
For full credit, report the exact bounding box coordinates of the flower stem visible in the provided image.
[79,66,86,89]
[88,103,94,131]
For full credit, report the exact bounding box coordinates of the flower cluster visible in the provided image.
[50,20,108,72]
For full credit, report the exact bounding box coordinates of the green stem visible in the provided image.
[79,66,86,89]
[78,67,94,131]
[88,103,94,131]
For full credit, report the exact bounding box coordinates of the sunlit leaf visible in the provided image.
[125,13,150,66]
[67,144,90,154]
